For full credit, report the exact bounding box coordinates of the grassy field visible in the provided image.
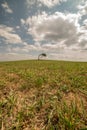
[0,60,87,130]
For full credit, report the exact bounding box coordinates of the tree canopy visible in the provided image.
[38,53,47,60]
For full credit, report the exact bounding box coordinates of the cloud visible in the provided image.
[38,0,67,8]
[21,19,26,25]
[42,41,66,51]
[1,2,13,14]
[0,53,33,61]
[77,1,87,16]
[49,50,87,61]
[77,19,87,49]
[16,26,20,29]
[0,42,87,61]
[0,25,22,44]
[23,11,87,54]
[11,42,42,53]
[25,12,80,47]
[26,0,67,8]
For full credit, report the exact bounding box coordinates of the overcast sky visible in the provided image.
[0,0,87,61]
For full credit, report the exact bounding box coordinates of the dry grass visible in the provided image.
[0,60,87,130]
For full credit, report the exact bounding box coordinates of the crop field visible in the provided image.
[0,60,87,130]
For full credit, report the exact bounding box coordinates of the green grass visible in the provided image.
[0,60,87,130]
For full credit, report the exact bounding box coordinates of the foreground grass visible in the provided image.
[0,60,87,130]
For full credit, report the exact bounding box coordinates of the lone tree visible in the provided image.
[38,53,47,60]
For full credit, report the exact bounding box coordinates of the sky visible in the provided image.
[0,0,87,61]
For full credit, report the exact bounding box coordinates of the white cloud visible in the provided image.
[0,43,87,61]
[26,0,67,8]
[19,9,87,61]
[1,2,13,14]
[6,42,40,54]
[21,19,26,25]
[16,26,20,29]
[42,40,66,51]
[49,50,87,61]
[78,26,87,50]
[0,53,34,61]
[77,1,87,16]
[0,25,22,44]
[26,12,80,47]
[38,0,67,8]
[77,19,87,49]
[21,10,87,61]
[26,0,36,6]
